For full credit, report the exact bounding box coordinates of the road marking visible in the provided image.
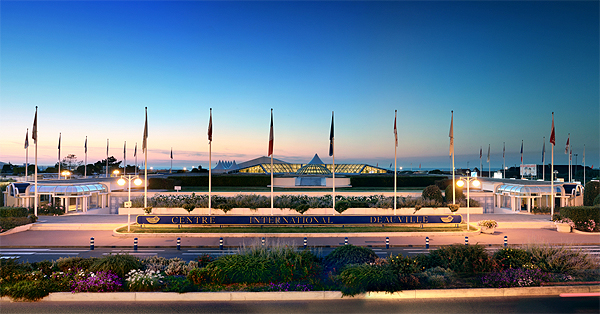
[0,252,34,255]
[111,249,165,252]
[181,252,235,256]
[36,253,80,255]
[103,252,157,256]
[0,249,51,251]
[560,292,600,297]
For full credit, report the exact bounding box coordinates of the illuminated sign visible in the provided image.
[136,215,462,225]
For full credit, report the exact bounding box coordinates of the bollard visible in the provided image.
[465,236,469,246]
[344,237,348,246]
[90,237,94,250]
[385,237,389,249]
[425,236,429,249]
[219,237,223,250]
[261,237,265,247]
[134,237,138,251]
[303,237,307,249]
[504,236,508,247]
[177,237,181,251]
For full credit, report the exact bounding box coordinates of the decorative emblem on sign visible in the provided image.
[441,215,454,223]
[146,216,160,224]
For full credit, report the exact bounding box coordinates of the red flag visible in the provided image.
[549,112,555,145]
[394,110,398,148]
[208,108,213,142]
[268,109,274,156]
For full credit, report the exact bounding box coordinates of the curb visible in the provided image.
[1,285,598,302]
[0,223,33,236]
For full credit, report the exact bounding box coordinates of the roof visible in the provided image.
[307,154,325,165]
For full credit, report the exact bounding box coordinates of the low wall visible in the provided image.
[118,207,483,215]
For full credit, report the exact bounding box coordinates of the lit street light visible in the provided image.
[457,175,480,231]
[61,170,71,180]
[117,174,143,232]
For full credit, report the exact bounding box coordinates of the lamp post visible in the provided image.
[113,169,120,177]
[117,175,143,232]
[456,175,480,231]
[61,170,71,180]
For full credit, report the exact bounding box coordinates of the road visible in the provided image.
[2,245,599,264]
[1,296,599,313]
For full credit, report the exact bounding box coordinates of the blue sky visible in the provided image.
[1,1,598,170]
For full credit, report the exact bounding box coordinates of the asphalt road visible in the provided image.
[1,296,599,313]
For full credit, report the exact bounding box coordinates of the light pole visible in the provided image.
[61,170,71,180]
[456,175,480,231]
[117,175,143,232]
[112,169,120,177]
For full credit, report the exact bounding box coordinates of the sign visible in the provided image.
[136,215,463,225]
[520,164,537,176]
[174,186,181,191]
[124,201,132,208]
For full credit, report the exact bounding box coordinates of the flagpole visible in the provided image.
[84,136,87,178]
[583,144,586,186]
[58,133,61,180]
[208,108,212,215]
[143,107,148,209]
[135,143,138,176]
[520,140,523,179]
[394,110,397,216]
[269,108,274,216]
[124,141,127,176]
[330,111,335,214]
[33,106,38,217]
[450,111,455,205]
[170,148,172,174]
[488,144,490,178]
[550,112,555,218]
[25,128,29,180]
[479,147,482,177]
[503,142,505,179]
[106,139,109,178]
[542,137,545,181]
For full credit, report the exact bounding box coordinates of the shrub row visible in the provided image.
[0,206,29,218]
[558,206,600,232]
[172,176,271,187]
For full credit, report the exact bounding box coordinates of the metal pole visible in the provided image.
[90,237,94,250]
[394,110,397,215]
[386,237,389,249]
[467,178,470,231]
[465,236,468,246]
[219,237,223,250]
[134,238,138,251]
[177,237,181,250]
[425,237,429,249]
[127,178,131,232]
[303,237,307,249]
[504,236,508,247]
[344,237,348,245]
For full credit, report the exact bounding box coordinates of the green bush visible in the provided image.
[148,178,177,190]
[163,275,197,293]
[323,245,378,272]
[0,207,29,217]
[174,175,271,187]
[594,194,600,206]
[415,244,495,274]
[559,206,600,232]
[337,264,400,296]
[0,217,33,232]
[422,185,443,204]
[55,256,97,272]
[532,206,551,215]
[388,254,420,274]
[583,181,599,206]
[90,253,143,278]
[493,248,532,270]
[525,244,598,274]
[444,185,464,202]
[334,200,350,213]
[420,267,455,289]
[350,175,445,188]
[1,280,56,301]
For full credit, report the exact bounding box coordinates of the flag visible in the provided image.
[24,129,29,149]
[58,133,61,160]
[124,141,126,160]
[394,110,398,148]
[268,109,274,156]
[549,113,555,145]
[84,137,87,154]
[480,147,482,159]
[565,135,569,154]
[583,145,585,164]
[448,111,454,156]
[107,139,109,156]
[503,142,505,158]
[142,107,148,153]
[520,140,523,163]
[419,163,421,169]
[208,108,213,142]
[487,144,490,163]
[32,107,38,144]
[134,143,137,157]
[542,139,545,164]
[329,112,334,157]
[170,147,173,159]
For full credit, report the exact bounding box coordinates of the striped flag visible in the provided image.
[394,110,398,147]
[24,129,29,149]
[329,112,334,157]
[448,111,454,156]
[520,140,523,163]
[268,109,274,156]
[549,113,556,145]
[142,107,148,153]
[208,108,213,142]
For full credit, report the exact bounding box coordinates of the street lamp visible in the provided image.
[456,176,480,231]
[61,170,71,180]
[112,169,120,177]
[117,174,143,232]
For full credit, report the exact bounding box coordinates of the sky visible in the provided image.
[1,1,598,170]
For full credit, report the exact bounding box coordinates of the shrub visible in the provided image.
[388,254,420,274]
[583,181,599,206]
[350,175,445,188]
[493,248,532,270]
[162,275,196,293]
[420,266,455,289]
[594,194,600,206]
[90,253,142,278]
[261,282,313,292]
[148,177,176,190]
[532,206,551,215]
[334,200,350,213]
[0,217,32,232]
[182,203,195,214]
[559,206,600,232]
[416,244,495,274]
[56,257,97,272]
[337,264,400,296]
[477,220,498,229]
[126,269,164,291]
[444,185,464,202]
[525,244,598,274]
[422,185,443,204]
[323,245,378,272]
[37,203,65,215]
[71,270,123,292]
[294,204,310,214]
[480,268,551,288]
[0,207,29,217]
[2,280,56,301]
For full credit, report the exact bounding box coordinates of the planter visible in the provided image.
[480,226,495,234]
[555,223,572,233]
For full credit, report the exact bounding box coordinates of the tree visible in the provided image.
[61,154,83,171]
[1,163,13,174]
[583,181,599,206]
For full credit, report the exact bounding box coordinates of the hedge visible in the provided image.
[350,176,446,188]
[169,176,271,187]
[583,181,599,206]
[559,206,600,231]
[148,178,177,190]
[0,207,29,218]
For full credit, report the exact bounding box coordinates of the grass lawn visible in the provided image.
[117,224,475,233]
